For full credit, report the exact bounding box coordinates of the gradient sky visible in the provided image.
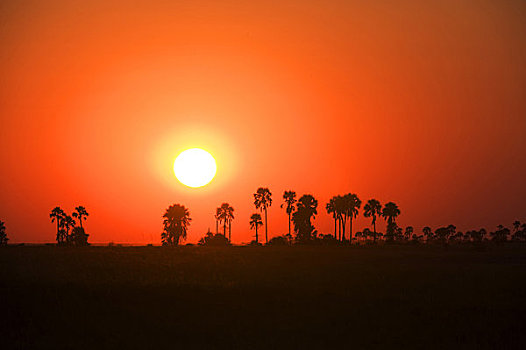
[1,0,525,243]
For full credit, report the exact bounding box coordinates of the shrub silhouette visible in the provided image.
[267,235,288,246]
[0,220,8,246]
[71,227,89,246]
[198,230,230,246]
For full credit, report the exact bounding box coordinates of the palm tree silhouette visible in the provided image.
[63,215,76,244]
[363,199,382,243]
[281,190,297,240]
[50,207,66,244]
[161,204,191,246]
[72,206,89,229]
[254,188,272,244]
[292,194,318,242]
[334,195,346,241]
[217,203,234,241]
[344,193,361,242]
[326,197,338,239]
[381,202,400,241]
[249,213,263,243]
[381,202,400,225]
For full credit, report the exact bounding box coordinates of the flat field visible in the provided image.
[1,244,525,349]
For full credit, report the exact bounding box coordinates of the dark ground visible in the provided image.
[1,244,525,349]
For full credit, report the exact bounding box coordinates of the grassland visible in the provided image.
[1,244,525,349]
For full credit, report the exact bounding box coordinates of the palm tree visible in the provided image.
[344,193,361,242]
[161,204,191,246]
[0,220,7,245]
[334,195,346,241]
[249,213,263,243]
[381,202,400,224]
[292,194,318,242]
[254,188,272,244]
[63,215,76,244]
[381,202,400,241]
[217,203,234,241]
[50,207,66,244]
[363,199,382,243]
[281,190,297,240]
[72,206,89,229]
[326,197,338,239]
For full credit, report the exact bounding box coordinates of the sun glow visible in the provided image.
[173,148,217,188]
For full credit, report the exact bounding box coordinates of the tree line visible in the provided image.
[160,188,526,246]
[1,191,524,246]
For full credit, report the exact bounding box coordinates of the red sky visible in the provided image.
[1,0,525,243]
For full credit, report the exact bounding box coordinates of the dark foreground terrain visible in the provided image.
[1,244,525,349]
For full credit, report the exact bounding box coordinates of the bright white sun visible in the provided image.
[173,148,217,188]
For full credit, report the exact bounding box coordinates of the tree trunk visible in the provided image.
[349,217,353,243]
[288,212,291,238]
[334,217,337,239]
[79,216,83,229]
[373,217,377,243]
[255,225,258,243]
[264,208,268,244]
[228,221,231,242]
[224,221,227,237]
[342,217,346,242]
[216,219,218,235]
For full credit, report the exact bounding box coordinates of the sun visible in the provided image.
[173,148,217,188]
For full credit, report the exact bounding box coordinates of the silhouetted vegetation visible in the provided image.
[161,204,191,246]
[216,203,234,241]
[345,193,361,241]
[281,190,296,241]
[192,187,526,247]
[363,199,382,242]
[381,201,401,242]
[70,227,89,246]
[46,189,526,248]
[0,220,7,245]
[49,206,90,246]
[198,229,230,246]
[249,213,263,244]
[292,194,318,243]
[254,187,272,244]
[267,235,288,246]
[72,206,89,229]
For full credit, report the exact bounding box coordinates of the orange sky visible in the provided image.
[1,0,525,243]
